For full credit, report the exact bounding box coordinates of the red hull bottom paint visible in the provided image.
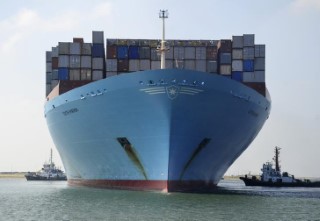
[68,179,218,192]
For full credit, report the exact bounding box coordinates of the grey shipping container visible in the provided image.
[92,57,104,70]
[219,53,232,64]
[140,59,151,70]
[129,59,140,71]
[232,36,244,48]
[184,60,195,70]
[243,34,255,47]
[255,45,265,58]
[174,47,185,59]
[151,61,161,70]
[207,60,217,73]
[151,48,160,60]
[46,72,52,84]
[139,47,151,59]
[92,70,103,81]
[232,49,243,60]
[46,51,52,62]
[220,65,232,75]
[106,59,117,72]
[58,55,70,68]
[232,60,243,71]
[165,48,173,59]
[52,69,59,80]
[243,71,265,82]
[184,47,196,59]
[254,58,265,71]
[81,69,92,80]
[165,60,174,69]
[243,47,255,59]
[46,62,52,73]
[175,60,184,69]
[70,43,81,55]
[69,69,81,80]
[92,31,104,44]
[58,42,70,55]
[81,43,92,55]
[51,80,59,90]
[70,55,80,68]
[52,47,59,57]
[46,84,51,96]
[196,47,206,60]
[106,71,117,77]
[81,56,92,68]
[195,60,206,72]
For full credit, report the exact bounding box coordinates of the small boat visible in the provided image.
[25,149,67,181]
[240,146,320,187]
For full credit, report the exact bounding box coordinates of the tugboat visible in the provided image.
[240,147,320,187]
[25,149,67,181]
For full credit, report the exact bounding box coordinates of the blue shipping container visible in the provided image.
[219,53,231,64]
[117,46,128,59]
[129,46,139,59]
[232,71,243,82]
[243,60,254,72]
[58,68,69,80]
[92,44,105,57]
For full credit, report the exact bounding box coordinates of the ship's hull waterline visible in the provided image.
[45,69,271,192]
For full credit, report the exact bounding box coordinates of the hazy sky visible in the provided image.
[0,0,319,177]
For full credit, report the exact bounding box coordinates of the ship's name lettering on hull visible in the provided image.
[62,108,79,116]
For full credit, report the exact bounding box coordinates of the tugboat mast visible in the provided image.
[273,146,281,173]
[159,10,168,69]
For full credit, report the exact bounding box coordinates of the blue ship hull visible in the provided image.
[45,69,271,192]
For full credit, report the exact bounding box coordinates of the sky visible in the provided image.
[0,0,319,177]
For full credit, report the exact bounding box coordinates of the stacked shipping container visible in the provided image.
[46,32,266,97]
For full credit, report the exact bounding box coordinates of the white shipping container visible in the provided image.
[232,60,243,71]
[81,69,92,80]
[243,34,254,47]
[58,42,70,55]
[232,36,244,48]
[58,55,70,68]
[254,58,265,71]
[196,47,206,60]
[106,59,117,71]
[151,61,161,70]
[184,47,195,59]
[70,43,81,55]
[52,47,59,57]
[81,56,91,68]
[140,59,150,70]
[220,65,232,75]
[243,71,265,82]
[69,69,81,80]
[185,60,195,70]
[92,57,104,70]
[106,71,117,77]
[92,31,104,44]
[46,51,52,62]
[82,43,92,55]
[174,47,185,59]
[70,55,81,68]
[243,47,255,59]
[165,59,174,69]
[46,62,52,73]
[232,49,243,60]
[165,48,173,59]
[207,60,217,73]
[195,60,206,72]
[92,70,103,81]
[129,60,140,71]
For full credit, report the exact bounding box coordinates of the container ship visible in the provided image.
[44,11,271,192]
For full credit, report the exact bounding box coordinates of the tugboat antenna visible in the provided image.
[159,10,168,69]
